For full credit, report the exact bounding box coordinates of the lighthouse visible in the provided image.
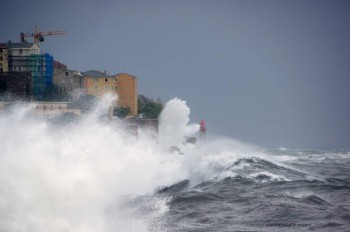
[199,119,206,140]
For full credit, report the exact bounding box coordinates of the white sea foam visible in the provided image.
[0,95,285,232]
[302,152,350,162]
[284,191,315,199]
[273,155,298,162]
[158,97,199,148]
[248,172,291,182]
[0,96,188,232]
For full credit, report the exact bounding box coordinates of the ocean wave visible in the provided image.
[248,172,291,182]
[226,157,308,181]
[170,191,225,204]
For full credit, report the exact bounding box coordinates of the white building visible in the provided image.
[7,42,40,56]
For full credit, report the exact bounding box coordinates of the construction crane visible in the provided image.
[19,25,65,44]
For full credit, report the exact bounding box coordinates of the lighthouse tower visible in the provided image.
[199,119,206,140]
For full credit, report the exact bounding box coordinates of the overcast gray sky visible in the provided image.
[1,0,349,148]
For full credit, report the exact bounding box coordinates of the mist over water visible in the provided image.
[1,96,349,232]
[0,96,186,231]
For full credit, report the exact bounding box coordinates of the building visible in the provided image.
[31,102,81,118]
[0,42,53,100]
[116,73,137,116]
[22,54,53,100]
[0,72,31,99]
[83,70,118,96]
[0,44,9,72]
[4,42,40,59]
[53,60,67,74]
[81,71,138,117]
[54,69,84,92]
[2,42,41,73]
[0,101,81,118]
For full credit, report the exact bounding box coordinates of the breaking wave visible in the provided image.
[0,95,349,231]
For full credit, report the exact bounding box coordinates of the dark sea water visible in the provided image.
[126,149,350,232]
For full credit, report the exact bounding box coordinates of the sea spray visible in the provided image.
[158,98,199,149]
[0,96,299,232]
[0,96,190,232]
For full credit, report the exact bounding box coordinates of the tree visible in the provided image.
[113,106,131,118]
[138,95,163,119]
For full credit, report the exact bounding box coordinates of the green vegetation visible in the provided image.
[138,95,163,119]
[113,106,131,118]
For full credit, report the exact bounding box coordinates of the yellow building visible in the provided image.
[83,71,138,117]
[83,70,118,96]
[116,73,137,116]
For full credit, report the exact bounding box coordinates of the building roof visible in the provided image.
[54,69,84,77]
[0,42,38,49]
[116,73,137,79]
[54,60,67,70]
[83,70,114,78]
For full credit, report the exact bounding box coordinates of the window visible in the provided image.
[19,49,22,54]
[105,78,108,82]
[95,86,98,90]
[0,56,2,61]
[65,72,68,76]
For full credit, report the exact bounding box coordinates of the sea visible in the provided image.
[0,96,349,232]
[156,148,350,232]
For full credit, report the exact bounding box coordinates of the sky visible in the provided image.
[1,0,350,148]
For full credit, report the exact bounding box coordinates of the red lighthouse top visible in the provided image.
[200,120,206,132]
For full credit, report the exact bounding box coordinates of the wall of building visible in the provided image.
[0,46,8,72]
[84,75,118,96]
[6,44,41,72]
[9,44,40,56]
[32,102,81,118]
[54,70,84,92]
[0,43,40,73]
[24,54,53,100]
[0,43,52,100]
[116,73,137,116]
[53,60,67,74]
[0,101,81,118]
[0,72,32,99]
